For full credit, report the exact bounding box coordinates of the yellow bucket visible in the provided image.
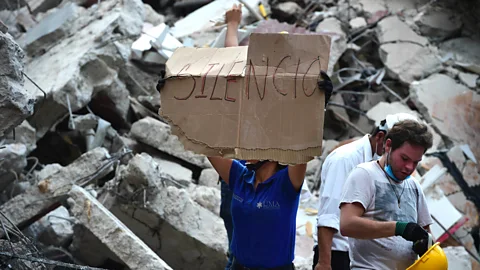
[407,234,448,270]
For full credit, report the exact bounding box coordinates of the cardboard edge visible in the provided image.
[235,147,321,165]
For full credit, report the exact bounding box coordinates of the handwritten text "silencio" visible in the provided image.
[173,56,323,102]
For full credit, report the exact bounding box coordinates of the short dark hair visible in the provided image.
[386,120,433,152]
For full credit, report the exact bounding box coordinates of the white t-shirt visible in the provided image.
[314,134,374,252]
[340,161,433,270]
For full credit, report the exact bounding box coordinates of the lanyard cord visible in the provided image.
[377,160,406,207]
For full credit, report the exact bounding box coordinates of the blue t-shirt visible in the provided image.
[228,160,300,268]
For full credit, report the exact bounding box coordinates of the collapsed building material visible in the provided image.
[188,185,221,216]
[68,185,172,270]
[108,153,228,269]
[3,120,36,153]
[130,117,211,169]
[0,148,112,232]
[36,206,74,247]
[376,16,441,84]
[0,32,35,138]
[315,17,347,76]
[413,6,462,41]
[440,37,480,75]
[410,74,480,165]
[18,2,81,57]
[199,168,220,189]
[444,246,472,270]
[0,143,28,191]
[24,0,145,140]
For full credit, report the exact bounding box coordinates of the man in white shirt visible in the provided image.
[339,119,433,270]
[313,113,418,270]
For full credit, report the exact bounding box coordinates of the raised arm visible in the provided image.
[288,164,307,192]
[207,157,233,184]
[224,4,242,47]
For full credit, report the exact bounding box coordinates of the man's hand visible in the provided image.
[314,262,332,270]
[318,71,333,106]
[156,70,166,93]
[225,4,242,26]
[395,222,429,242]
[412,238,430,257]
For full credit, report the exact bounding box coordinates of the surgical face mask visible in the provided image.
[372,141,381,160]
[384,151,410,183]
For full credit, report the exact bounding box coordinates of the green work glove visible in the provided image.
[395,222,428,242]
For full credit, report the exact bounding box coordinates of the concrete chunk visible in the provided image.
[376,16,428,45]
[0,32,35,137]
[410,74,480,167]
[0,144,28,191]
[189,185,221,216]
[68,185,172,270]
[112,153,228,269]
[413,7,462,41]
[315,17,347,76]
[459,72,479,88]
[379,43,441,84]
[130,117,210,168]
[444,246,472,270]
[0,148,110,232]
[24,0,145,140]
[37,206,74,247]
[20,3,80,57]
[4,120,36,153]
[199,168,220,189]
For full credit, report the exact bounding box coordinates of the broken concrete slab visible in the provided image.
[188,185,221,216]
[4,120,36,153]
[69,223,125,267]
[151,157,193,185]
[199,168,220,189]
[378,43,441,84]
[272,2,302,24]
[37,206,74,247]
[413,7,462,41]
[366,101,443,153]
[0,32,35,138]
[68,185,172,270]
[447,145,467,172]
[444,246,472,270]
[376,16,428,45]
[447,192,479,229]
[316,17,347,76]
[459,72,479,89]
[112,153,228,269]
[0,148,111,232]
[440,37,480,75]
[463,160,480,187]
[0,144,27,191]
[130,117,210,169]
[143,3,165,26]
[34,163,63,182]
[19,2,81,57]
[24,0,145,140]
[410,74,480,168]
[359,0,386,18]
[349,17,367,30]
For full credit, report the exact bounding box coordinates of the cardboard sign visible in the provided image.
[160,33,331,164]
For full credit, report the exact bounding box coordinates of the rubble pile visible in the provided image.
[0,0,479,269]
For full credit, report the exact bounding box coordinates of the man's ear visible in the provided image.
[375,131,385,142]
[384,138,392,152]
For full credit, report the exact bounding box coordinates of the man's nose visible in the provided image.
[405,161,415,171]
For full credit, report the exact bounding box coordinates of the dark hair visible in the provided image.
[386,120,433,152]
